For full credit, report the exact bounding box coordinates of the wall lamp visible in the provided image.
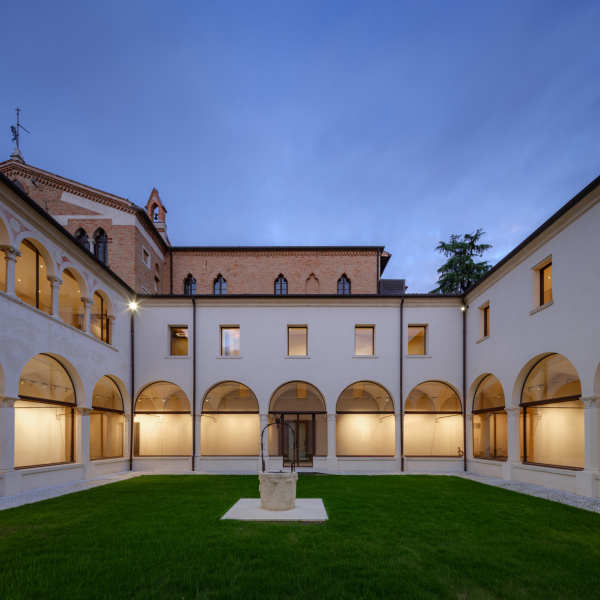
[128,301,138,311]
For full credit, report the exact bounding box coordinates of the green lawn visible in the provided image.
[0,475,599,599]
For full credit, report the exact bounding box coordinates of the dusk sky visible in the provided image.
[2,1,600,292]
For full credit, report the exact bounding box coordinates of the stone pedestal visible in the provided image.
[259,471,298,511]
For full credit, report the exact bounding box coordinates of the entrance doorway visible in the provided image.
[278,413,315,466]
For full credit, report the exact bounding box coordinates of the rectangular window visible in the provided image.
[478,302,490,339]
[142,247,150,268]
[355,326,374,355]
[221,326,240,356]
[170,326,188,356]
[540,262,552,305]
[407,326,426,355]
[288,326,308,356]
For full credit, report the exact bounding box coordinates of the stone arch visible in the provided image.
[16,236,56,278]
[104,374,131,412]
[510,352,555,408]
[468,373,491,411]
[0,213,11,246]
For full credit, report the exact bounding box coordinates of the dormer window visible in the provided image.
[274,274,288,295]
[214,275,227,295]
[337,274,351,295]
[184,274,196,295]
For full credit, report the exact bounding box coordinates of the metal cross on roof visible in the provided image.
[10,107,30,150]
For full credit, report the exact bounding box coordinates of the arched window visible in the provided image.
[214,274,226,295]
[404,381,464,457]
[94,229,108,264]
[91,291,111,344]
[337,274,351,295]
[472,375,507,461]
[201,382,259,456]
[183,274,196,295]
[134,382,192,456]
[58,268,83,329]
[269,381,327,466]
[336,382,394,457]
[74,228,90,251]
[151,204,159,222]
[15,240,52,313]
[15,354,76,468]
[90,376,124,460]
[521,354,583,469]
[274,274,288,295]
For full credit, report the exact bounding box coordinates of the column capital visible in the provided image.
[74,407,93,416]
[107,314,116,322]
[47,275,63,287]
[80,296,94,306]
[581,396,600,408]
[1,397,18,408]
[505,406,521,415]
[327,413,336,422]
[0,245,21,259]
[466,413,474,422]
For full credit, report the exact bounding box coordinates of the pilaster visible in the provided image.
[394,413,401,471]
[194,414,202,468]
[326,413,337,471]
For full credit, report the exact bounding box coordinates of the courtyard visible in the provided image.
[0,474,599,599]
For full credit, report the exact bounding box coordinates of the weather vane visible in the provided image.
[10,107,30,150]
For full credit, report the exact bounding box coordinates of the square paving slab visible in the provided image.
[221,498,328,522]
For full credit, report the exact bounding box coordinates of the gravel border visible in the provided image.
[0,469,599,514]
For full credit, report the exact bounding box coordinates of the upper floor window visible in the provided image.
[170,326,188,356]
[94,229,108,264]
[74,228,90,251]
[184,274,196,295]
[15,239,52,314]
[355,326,374,356]
[337,274,351,295]
[214,274,226,295]
[540,262,552,305]
[407,325,426,355]
[221,326,240,356]
[478,302,490,339]
[275,274,288,295]
[91,291,111,344]
[288,326,308,356]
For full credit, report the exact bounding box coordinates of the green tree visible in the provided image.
[430,229,492,294]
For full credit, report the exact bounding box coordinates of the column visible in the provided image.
[0,246,20,295]
[259,414,269,470]
[123,414,133,466]
[75,408,92,478]
[326,413,337,471]
[395,413,402,472]
[107,314,116,343]
[581,397,599,472]
[504,407,521,481]
[47,275,62,317]
[194,413,202,470]
[465,413,474,460]
[0,397,20,496]
[81,297,93,333]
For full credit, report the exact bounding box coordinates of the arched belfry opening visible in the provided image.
[145,188,169,243]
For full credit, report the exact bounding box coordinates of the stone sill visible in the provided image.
[530,299,554,316]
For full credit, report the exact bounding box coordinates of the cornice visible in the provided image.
[171,249,378,258]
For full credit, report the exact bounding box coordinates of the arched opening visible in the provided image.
[15,239,52,313]
[134,382,192,456]
[91,290,111,344]
[93,229,108,264]
[337,274,351,295]
[58,268,84,329]
[404,381,464,457]
[15,354,76,468]
[90,376,125,460]
[74,228,90,251]
[200,382,259,456]
[472,374,507,461]
[274,274,288,295]
[336,382,395,457]
[214,274,226,295]
[521,354,583,469]
[269,381,327,466]
[151,204,159,222]
[183,274,196,295]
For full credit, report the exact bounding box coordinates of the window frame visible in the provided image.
[287,325,308,356]
[407,325,427,356]
[169,325,189,356]
[183,274,196,295]
[220,325,240,357]
[275,274,288,295]
[531,255,553,312]
[354,325,375,356]
[214,274,227,295]
[337,274,351,295]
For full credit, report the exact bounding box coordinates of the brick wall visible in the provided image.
[171,250,379,295]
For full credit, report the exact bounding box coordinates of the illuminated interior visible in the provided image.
[269,381,327,464]
[288,327,307,356]
[336,381,394,456]
[15,239,51,313]
[90,376,124,460]
[15,354,75,468]
[59,268,83,329]
[472,374,507,460]
[407,326,426,355]
[521,354,583,469]
[134,382,192,456]
[354,327,374,355]
[201,381,259,455]
[404,381,463,457]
